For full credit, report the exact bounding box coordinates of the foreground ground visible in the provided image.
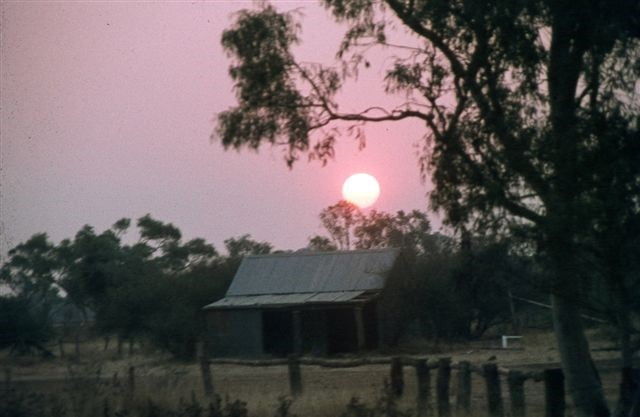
[1,330,637,417]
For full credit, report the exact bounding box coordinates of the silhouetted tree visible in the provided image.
[306,235,338,252]
[223,234,273,259]
[0,296,54,356]
[319,200,361,250]
[0,234,60,355]
[215,2,639,412]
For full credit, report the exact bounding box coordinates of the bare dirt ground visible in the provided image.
[2,330,637,417]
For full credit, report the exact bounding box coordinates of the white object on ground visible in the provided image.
[501,335,523,349]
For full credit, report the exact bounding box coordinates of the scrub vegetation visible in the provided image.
[2,207,550,361]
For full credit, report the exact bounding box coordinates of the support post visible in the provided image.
[436,358,451,417]
[288,355,303,397]
[456,361,471,416]
[390,356,404,398]
[483,363,504,417]
[544,368,565,417]
[354,306,366,350]
[508,370,526,417]
[59,338,65,358]
[415,359,430,417]
[292,310,302,355]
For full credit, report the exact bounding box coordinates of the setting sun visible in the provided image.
[342,173,380,208]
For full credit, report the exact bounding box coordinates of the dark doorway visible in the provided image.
[262,310,293,356]
[363,302,379,350]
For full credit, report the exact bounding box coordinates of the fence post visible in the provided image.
[198,342,214,397]
[415,359,430,417]
[483,363,504,417]
[390,357,404,398]
[436,358,451,417]
[58,338,65,358]
[127,366,135,401]
[4,367,11,390]
[544,368,564,417]
[456,361,471,416]
[508,370,526,417]
[117,335,123,356]
[288,355,303,397]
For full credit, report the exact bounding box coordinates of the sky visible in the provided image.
[0,1,437,258]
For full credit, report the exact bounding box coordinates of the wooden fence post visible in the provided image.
[127,366,136,400]
[483,363,504,417]
[288,355,303,397]
[4,367,12,390]
[508,370,526,417]
[390,357,404,398]
[415,359,430,417]
[543,368,564,417]
[456,361,471,416]
[58,338,65,358]
[436,358,451,417]
[198,342,214,397]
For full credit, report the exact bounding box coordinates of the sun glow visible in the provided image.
[342,173,380,208]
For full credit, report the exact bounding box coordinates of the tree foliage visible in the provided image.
[0,234,60,355]
[0,215,249,359]
[215,1,639,413]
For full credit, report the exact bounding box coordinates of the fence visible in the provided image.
[196,348,568,417]
[54,334,137,358]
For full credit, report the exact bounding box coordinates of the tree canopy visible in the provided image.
[215,1,639,414]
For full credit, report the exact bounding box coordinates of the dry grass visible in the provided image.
[1,329,634,417]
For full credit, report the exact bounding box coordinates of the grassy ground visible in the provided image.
[1,329,635,417]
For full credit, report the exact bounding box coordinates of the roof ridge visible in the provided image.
[245,247,400,259]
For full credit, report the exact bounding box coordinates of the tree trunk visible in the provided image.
[552,294,609,417]
[614,291,635,417]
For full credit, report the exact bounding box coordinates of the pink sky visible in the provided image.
[0,1,436,256]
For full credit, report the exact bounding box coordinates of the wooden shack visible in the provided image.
[203,248,406,357]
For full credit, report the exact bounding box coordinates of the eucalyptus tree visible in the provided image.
[223,234,273,259]
[215,1,639,414]
[319,200,361,249]
[306,235,338,252]
[0,233,61,302]
[0,234,61,355]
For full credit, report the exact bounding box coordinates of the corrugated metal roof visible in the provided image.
[226,248,400,297]
[203,290,367,309]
